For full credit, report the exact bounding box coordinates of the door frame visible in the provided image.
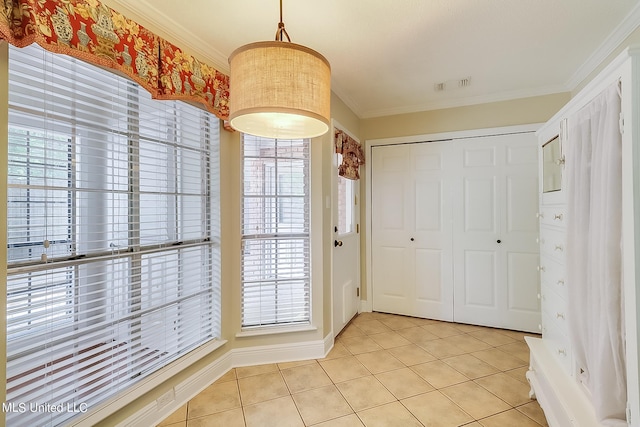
[364,124,542,314]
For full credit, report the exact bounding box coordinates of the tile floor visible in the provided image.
[157,312,548,427]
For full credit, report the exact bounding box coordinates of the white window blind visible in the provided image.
[6,44,220,426]
[241,135,310,328]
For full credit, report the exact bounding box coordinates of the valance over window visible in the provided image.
[334,127,365,180]
[0,0,230,120]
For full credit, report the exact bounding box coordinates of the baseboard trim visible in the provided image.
[118,337,329,426]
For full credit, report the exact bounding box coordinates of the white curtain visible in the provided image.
[565,82,626,426]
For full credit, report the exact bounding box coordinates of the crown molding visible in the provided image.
[565,1,640,91]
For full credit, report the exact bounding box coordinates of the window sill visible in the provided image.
[236,324,317,338]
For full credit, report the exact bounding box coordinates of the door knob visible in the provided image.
[497,239,501,244]
[410,238,415,241]
[334,240,343,247]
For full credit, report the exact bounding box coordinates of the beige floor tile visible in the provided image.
[441,334,492,353]
[475,372,532,407]
[187,380,241,419]
[497,329,540,342]
[215,369,237,384]
[340,336,384,354]
[355,350,405,374]
[235,363,279,379]
[417,338,468,359]
[402,390,474,427]
[187,408,245,427]
[311,413,365,427]
[278,359,317,370]
[161,423,186,427]
[451,323,492,333]
[410,360,469,388]
[469,330,517,346]
[375,367,434,399]
[405,316,440,326]
[387,344,437,366]
[321,342,352,360]
[319,356,371,383]
[368,331,412,349]
[335,375,396,411]
[505,366,530,384]
[281,362,333,393]
[339,324,367,338]
[354,319,392,335]
[440,381,511,420]
[422,323,466,338]
[517,401,549,426]
[478,408,543,427]
[497,341,531,362]
[472,348,528,371]
[159,404,187,425]
[357,401,423,427]
[238,372,290,406]
[351,312,379,323]
[396,326,440,344]
[292,385,353,425]
[441,354,500,379]
[243,396,304,427]
[378,316,420,330]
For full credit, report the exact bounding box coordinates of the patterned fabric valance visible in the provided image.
[0,0,230,120]
[334,127,365,180]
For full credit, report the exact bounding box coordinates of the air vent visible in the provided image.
[458,77,471,88]
[434,77,472,92]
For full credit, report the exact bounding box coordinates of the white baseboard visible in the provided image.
[119,336,330,427]
[359,299,372,313]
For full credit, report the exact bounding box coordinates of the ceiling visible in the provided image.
[103,0,640,119]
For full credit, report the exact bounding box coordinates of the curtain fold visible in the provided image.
[334,128,364,180]
[565,82,626,426]
[0,0,230,120]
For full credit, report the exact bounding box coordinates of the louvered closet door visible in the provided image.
[371,142,454,321]
[452,133,540,332]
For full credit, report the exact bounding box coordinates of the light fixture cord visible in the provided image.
[275,0,291,42]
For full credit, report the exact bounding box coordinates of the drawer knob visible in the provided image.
[556,312,565,320]
[536,212,544,219]
[537,265,546,272]
[557,280,565,286]
[554,213,564,221]
[554,244,563,251]
[558,349,567,356]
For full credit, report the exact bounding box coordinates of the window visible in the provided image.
[6,44,220,426]
[241,135,310,328]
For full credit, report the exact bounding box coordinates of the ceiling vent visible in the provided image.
[434,77,471,92]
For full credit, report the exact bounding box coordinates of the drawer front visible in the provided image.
[538,205,567,228]
[538,255,567,300]
[541,313,573,376]
[541,284,569,338]
[539,226,566,264]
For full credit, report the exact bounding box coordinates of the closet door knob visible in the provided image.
[334,240,343,247]
[496,239,501,244]
[410,238,414,241]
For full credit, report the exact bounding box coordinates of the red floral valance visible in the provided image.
[334,128,365,180]
[0,0,229,120]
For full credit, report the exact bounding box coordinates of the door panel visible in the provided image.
[372,142,453,320]
[332,129,361,336]
[371,132,539,332]
[453,133,539,331]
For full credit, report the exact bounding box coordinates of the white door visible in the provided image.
[332,150,361,335]
[452,133,540,332]
[371,142,454,321]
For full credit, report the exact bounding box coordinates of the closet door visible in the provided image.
[452,133,540,332]
[371,142,454,321]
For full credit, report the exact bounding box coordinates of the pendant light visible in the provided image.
[228,0,331,139]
